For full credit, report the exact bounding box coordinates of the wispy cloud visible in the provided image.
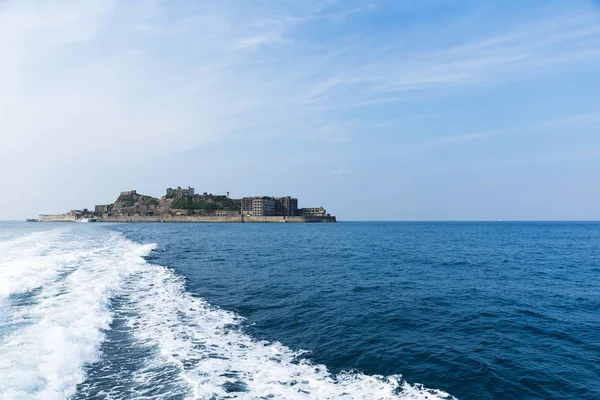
[353,14,600,95]
[1,0,599,219]
[500,147,600,166]
[396,130,502,153]
[313,119,360,143]
[394,111,600,153]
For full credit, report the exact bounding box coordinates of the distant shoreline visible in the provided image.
[32,186,336,223]
[34,215,336,223]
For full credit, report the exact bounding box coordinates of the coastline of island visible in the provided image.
[31,186,336,223]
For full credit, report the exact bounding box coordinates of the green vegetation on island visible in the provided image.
[171,195,240,211]
[35,185,336,223]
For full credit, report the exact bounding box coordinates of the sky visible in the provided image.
[1,0,600,221]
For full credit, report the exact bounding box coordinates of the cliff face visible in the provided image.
[112,192,160,216]
[109,192,240,217]
[114,192,159,207]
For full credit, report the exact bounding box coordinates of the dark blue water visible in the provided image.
[107,221,600,400]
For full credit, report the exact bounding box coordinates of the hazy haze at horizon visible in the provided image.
[1,0,600,221]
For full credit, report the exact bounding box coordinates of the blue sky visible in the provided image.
[1,0,599,220]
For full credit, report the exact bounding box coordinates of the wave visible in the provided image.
[0,229,69,301]
[0,226,455,400]
[0,228,154,400]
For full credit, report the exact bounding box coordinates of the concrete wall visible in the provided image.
[38,214,77,222]
[36,214,336,223]
[244,216,336,223]
[101,215,336,223]
[102,215,242,223]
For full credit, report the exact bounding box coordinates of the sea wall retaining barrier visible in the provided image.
[38,214,77,222]
[38,215,336,223]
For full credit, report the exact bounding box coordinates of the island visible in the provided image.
[34,186,336,223]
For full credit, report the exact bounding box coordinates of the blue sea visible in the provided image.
[0,222,599,399]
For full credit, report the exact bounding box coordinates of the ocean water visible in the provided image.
[0,222,599,399]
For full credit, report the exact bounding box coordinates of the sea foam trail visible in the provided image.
[0,226,455,400]
[0,227,154,400]
[107,265,456,399]
[0,229,73,301]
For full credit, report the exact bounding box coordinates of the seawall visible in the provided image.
[38,214,77,222]
[38,215,336,223]
[101,215,336,223]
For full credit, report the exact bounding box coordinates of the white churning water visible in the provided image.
[0,226,454,400]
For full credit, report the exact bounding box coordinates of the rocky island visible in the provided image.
[35,186,336,223]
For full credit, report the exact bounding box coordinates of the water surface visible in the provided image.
[1,221,598,399]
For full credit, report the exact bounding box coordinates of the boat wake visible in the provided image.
[0,226,455,400]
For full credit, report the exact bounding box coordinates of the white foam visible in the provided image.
[120,265,456,399]
[0,229,70,301]
[0,227,155,400]
[0,226,455,400]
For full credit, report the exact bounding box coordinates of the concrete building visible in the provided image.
[275,196,299,216]
[94,204,113,216]
[242,196,299,216]
[166,186,195,197]
[242,196,277,216]
[242,197,254,214]
[196,192,214,200]
[299,207,328,217]
[253,197,276,216]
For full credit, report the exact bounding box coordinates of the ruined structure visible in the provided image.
[35,186,336,223]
